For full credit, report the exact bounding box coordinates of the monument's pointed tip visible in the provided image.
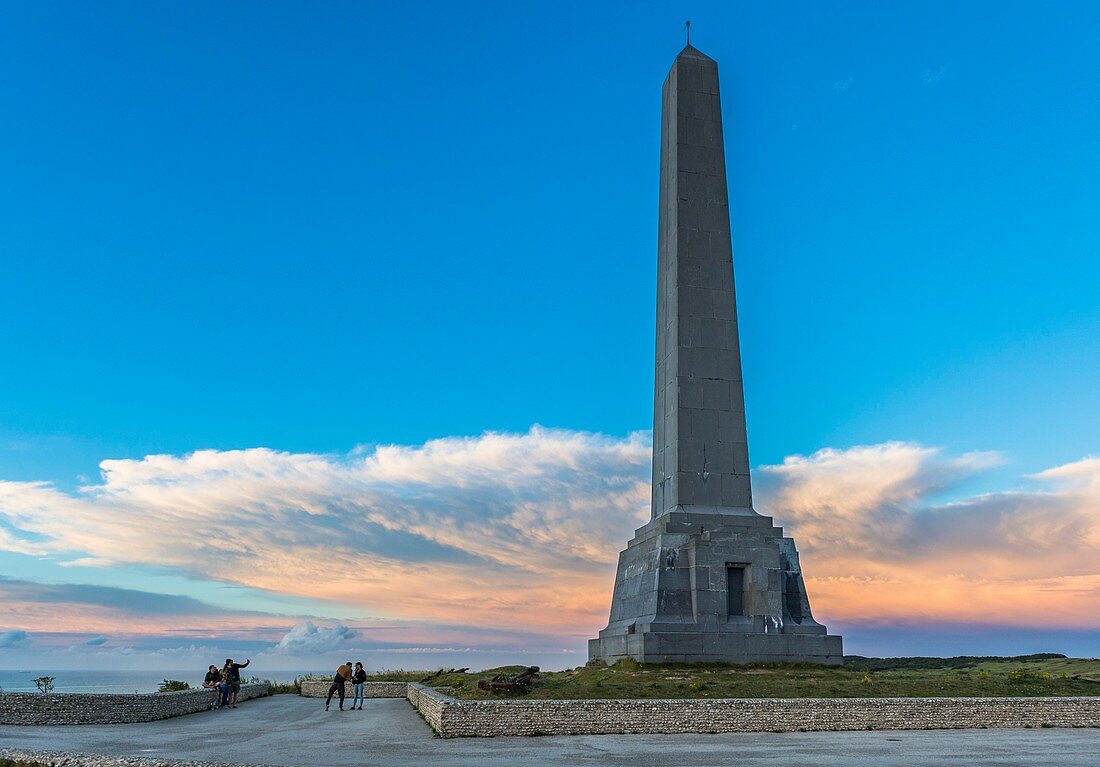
[677,43,715,63]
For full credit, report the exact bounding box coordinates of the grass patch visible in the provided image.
[408,655,1100,700]
[363,669,439,682]
[256,675,330,694]
[264,679,302,695]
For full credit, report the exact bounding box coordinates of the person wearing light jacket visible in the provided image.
[324,661,354,711]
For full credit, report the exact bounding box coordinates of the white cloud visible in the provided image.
[0,427,650,632]
[0,428,1098,636]
[0,629,29,648]
[755,443,1100,625]
[754,442,1005,556]
[271,621,356,655]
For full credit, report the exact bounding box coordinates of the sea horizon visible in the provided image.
[0,669,326,694]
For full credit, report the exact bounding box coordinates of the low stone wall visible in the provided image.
[300,680,408,698]
[403,684,1100,737]
[406,683,445,732]
[0,683,269,725]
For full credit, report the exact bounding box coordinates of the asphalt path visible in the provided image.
[1,696,1097,767]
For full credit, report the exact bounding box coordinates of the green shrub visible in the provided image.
[265,678,303,695]
[158,679,190,692]
[1007,668,1050,684]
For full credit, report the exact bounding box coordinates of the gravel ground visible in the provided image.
[0,749,269,767]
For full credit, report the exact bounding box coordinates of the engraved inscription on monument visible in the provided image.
[589,44,843,665]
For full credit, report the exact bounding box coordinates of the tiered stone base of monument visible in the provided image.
[589,508,843,665]
[590,626,841,665]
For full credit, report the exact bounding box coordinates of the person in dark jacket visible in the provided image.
[221,658,250,709]
[324,661,353,711]
[201,665,222,710]
[350,662,368,710]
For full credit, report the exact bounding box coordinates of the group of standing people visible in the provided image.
[195,656,370,713]
[202,658,251,710]
[324,661,367,711]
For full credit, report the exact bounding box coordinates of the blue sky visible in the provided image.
[1,1,1099,669]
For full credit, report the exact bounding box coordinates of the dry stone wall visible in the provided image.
[299,680,407,698]
[402,684,1100,738]
[405,683,445,732]
[0,683,269,725]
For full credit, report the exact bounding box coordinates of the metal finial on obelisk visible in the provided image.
[684,19,691,44]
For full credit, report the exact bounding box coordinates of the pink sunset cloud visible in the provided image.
[0,428,1098,655]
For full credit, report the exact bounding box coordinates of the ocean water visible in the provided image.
[0,669,319,694]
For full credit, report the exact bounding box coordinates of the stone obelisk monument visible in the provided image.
[589,44,843,665]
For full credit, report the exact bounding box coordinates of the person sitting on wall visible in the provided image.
[324,661,354,711]
[223,657,250,709]
[201,665,222,710]
[350,662,367,710]
[218,663,232,710]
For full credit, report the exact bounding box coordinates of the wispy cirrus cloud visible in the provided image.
[833,76,854,93]
[0,427,1098,650]
[919,62,954,86]
[0,427,650,634]
[0,577,293,634]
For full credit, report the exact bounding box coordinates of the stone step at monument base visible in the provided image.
[589,630,843,666]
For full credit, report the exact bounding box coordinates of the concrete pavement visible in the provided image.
[0,695,1097,767]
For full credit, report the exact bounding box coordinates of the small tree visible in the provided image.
[33,676,55,694]
[158,679,190,692]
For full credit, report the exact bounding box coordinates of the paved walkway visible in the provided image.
[1,696,1098,767]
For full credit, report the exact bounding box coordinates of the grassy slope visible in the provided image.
[367,655,1100,700]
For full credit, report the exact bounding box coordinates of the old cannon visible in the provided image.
[477,666,540,693]
[420,667,469,683]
